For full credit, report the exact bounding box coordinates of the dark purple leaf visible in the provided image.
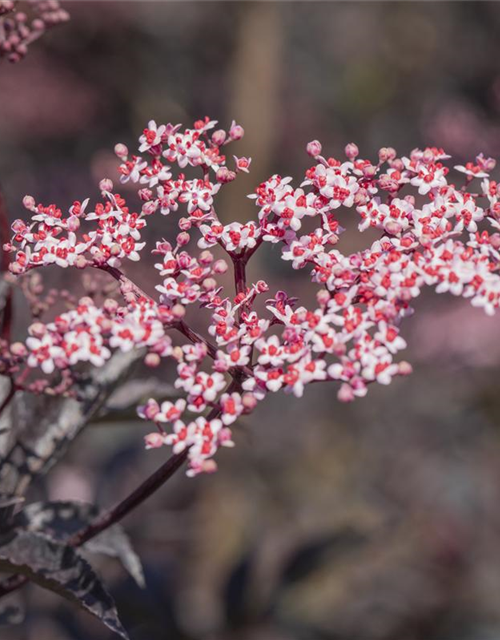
[19,500,145,587]
[0,529,129,638]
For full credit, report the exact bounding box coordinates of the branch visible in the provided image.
[0,380,241,599]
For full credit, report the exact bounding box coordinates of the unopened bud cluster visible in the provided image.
[0,0,69,62]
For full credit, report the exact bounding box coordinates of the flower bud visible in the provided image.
[398,361,413,376]
[242,393,258,412]
[103,299,119,314]
[306,140,322,158]
[66,215,80,231]
[337,383,355,402]
[344,143,359,160]
[199,250,214,265]
[390,158,404,172]
[178,217,192,231]
[229,121,244,140]
[176,232,190,247]
[255,280,269,293]
[362,164,377,178]
[316,289,330,306]
[99,178,114,193]
[114,143,128,159]
[378,147,396,163]
[384,220,403,235]
[74,255,87,269]
[216,167,237,184]
[9,261,23,275]
[10,342,27,357]
[212,129,226,146]
[353,188,369,206]
[145,353,161,368]
[172,304,185,319]
[202,277,217,291]
[142,201,158,216]
[31,18,45,32]
[29,322,46,338]
[213,259,228,274]
[144,433,164,449]
[490,233,500,249]
[422,149,435,164]
[22,195,35,210]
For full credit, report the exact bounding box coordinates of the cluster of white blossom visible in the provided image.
[5,117,500,474]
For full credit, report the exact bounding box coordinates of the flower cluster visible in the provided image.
[0,0,69,63]
[4,118,500,475]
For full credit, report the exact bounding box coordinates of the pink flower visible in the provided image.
[233,156,252,173]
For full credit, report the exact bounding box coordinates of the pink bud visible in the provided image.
[362,164,377,178]
[213,357,229,373]
[199,250,214,265]
[29,322,46,338]
[202,277,217,291]
[212,129,226,146]
[114,143,128,159]
[178,217,192,231]
[316,289,330,306]
[103,299,118,315]
[216,167,237,184]
[306,140,322,158]
[229,121,244,140]
[142,201,158,216]
[384,220,403,235]
[172,304,186,319]
[201,460,218,474]
[422,149,435,164]
[145,353,161,368]
[398,361,413,376]
[138,188,152,201]
[337,383,355,402]
[378,174,399,192]
[99,178,114,193]
[74,256,87,269]
[389,158,404,172]
[242,393,258,412]
[353,188,369,206]
[490,233,500,249]
[66,216,80,231]
[213,259,228,274]
[255,280,269,293]
[10,342,27,357]
[344,143,359,160]
[219,427,234,446]
[144,433,164,449]
[31,18,45,32]
[176,232,190,247]
[378,147,396,163]
[22,195,35,210]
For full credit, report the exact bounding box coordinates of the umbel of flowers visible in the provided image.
[4,117,500,475]
[0,0,69,62]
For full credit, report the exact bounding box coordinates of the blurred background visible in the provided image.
[4,2,500,639]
